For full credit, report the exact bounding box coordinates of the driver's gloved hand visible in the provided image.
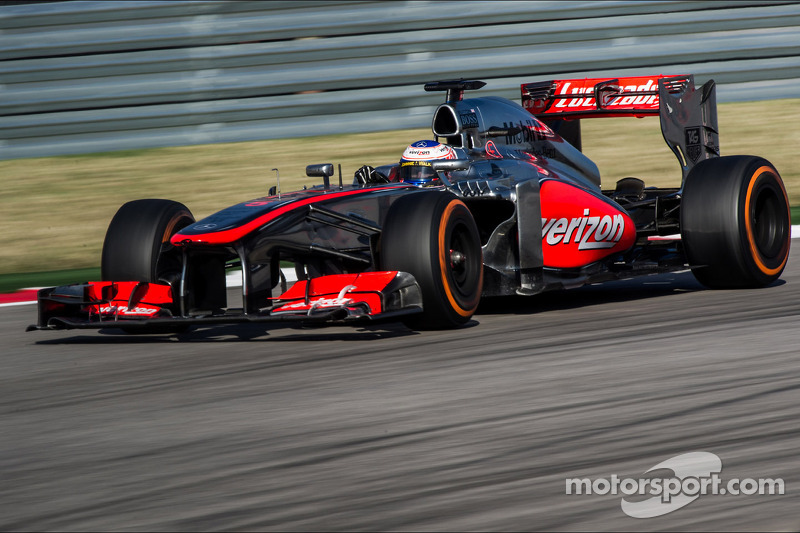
[354,165,389,184]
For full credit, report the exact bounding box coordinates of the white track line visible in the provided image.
[0,300,40,308]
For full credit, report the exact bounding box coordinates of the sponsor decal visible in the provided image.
[523,76,679,116]
[530,146,557,159]
[484,140,503,159]
[278,297,352,310]
[460,111,479,129]
[97,305,160,317]
[539,180,635,268]
[685,127,702,163]
[402,141,456,161]
[275,282,362,313]
[553,79,660,110]
[542,209,626,250]
[404,150,437,158]
[502,118,555,145]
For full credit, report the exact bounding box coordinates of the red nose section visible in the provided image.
[539,180,636,268]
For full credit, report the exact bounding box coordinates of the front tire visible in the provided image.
[101,199,195,284]
[381,191,483,329]
[101,199,195,334]
[681,155,790,288]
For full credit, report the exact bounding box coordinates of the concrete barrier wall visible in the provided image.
[1,0,799,159]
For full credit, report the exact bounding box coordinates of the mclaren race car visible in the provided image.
[29,75,791,333]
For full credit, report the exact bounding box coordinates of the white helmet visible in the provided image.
[398,140,456,186]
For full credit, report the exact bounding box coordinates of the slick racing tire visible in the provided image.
[102,199,195,284]
[101,199,195,334]
[381,191,483,329]
[681,155,790,288]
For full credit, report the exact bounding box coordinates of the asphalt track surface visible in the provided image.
[3,253,800,531]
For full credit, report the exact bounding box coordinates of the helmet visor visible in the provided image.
[399,162,438,184]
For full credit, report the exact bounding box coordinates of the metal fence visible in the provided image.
[2,0,799,160]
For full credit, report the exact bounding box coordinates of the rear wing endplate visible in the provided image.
[521,75,719,181]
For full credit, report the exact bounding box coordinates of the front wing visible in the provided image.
[27,271,423,331]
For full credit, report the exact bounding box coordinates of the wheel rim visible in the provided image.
[745,168,789,276]
[750,184,787,260]
[445,219,481,302]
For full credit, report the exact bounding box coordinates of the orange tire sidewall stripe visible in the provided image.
[744,166,789,276]
[438,199,480,317]
[162,211,191,243]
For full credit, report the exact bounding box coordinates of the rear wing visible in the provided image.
[521,75,720,181]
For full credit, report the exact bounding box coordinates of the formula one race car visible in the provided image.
[29,74,791,333]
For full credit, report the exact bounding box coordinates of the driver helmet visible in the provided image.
[398,140,456,186]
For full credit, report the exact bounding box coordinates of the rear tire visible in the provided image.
[681,156,790,288]
[381,191,483,329]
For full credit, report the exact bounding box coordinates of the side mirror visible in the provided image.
[432,159,470,172]
[306,163,334,188]
[306,164,334,178]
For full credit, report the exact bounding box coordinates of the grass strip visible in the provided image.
[0,267,101,294]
